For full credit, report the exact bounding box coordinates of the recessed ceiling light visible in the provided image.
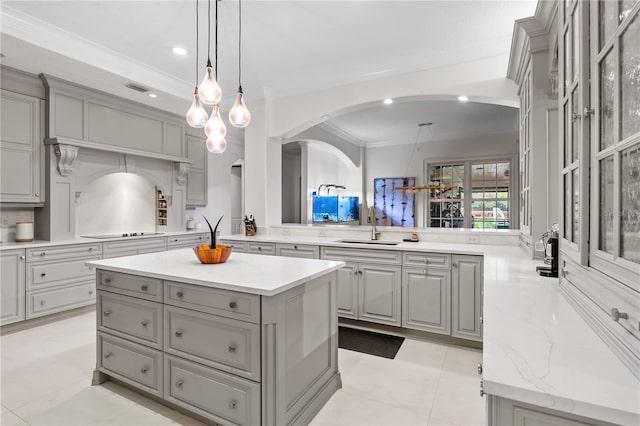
[458,95,469,102]
[148,93,158,98]
[383,98,393,105]
[172,46,187,56]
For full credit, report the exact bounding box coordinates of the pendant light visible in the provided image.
[198,0,222,105]
[185,0,208,128]
[228,0,251,128]
[204,0,227,153]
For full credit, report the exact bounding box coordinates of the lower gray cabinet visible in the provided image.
[401,267,450,335]
[0,249,26,325]
[359,263,402,326]
[276,243,319,259]
[451,255,483,342]
[336,262,358,319]
[166,233,209,251]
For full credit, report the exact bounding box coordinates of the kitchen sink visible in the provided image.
[336,239,400,246]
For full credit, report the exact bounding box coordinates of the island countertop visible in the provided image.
[86,249,344,296]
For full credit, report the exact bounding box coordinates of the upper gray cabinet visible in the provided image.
[40,75,188,163]
[185,134,208,207]
[0,88,43,203]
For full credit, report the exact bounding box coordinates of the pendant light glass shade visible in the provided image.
[206,135,227,153]
[204,104,227,139]
[199,63,222,105]
[229,87,251,128]
[186,88,209,128]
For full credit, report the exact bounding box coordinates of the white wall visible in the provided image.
[245,55,520,227]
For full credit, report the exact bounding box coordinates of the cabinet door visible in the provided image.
[401,266,450,335]
[359,263,402,326]
[276,243,319,259]
[185,135,207,207]
[1,249,26,325]
[0,90,42,203]
[451,255,483,341]
[336,262,358,319]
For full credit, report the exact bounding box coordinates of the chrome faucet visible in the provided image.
[369,206,380,240]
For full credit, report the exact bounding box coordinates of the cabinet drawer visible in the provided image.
[26,243,101,262]
[246,242,275,256]
[164,306,260,381]
[26,282,95,319]
[26,255,100,290]
[98,332,162,396]
[97,271,163,302]
[102,237,166,258]
[166,233,210,249]
[165,281,260,323]
[403,252,451,269]
[165,355,260,426]
[321,247,402,265]
[276,243,320,259]
[220,240,246,253]
[98,291,163,349]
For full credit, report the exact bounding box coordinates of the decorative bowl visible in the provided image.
[193,244,233,264]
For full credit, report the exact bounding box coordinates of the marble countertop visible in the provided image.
[220,234,640,424]
[86,249,344,296]
[0,230,208,251]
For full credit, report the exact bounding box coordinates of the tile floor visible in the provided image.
[0,311,485,425]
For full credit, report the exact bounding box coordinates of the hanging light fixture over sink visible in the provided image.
[185,0,209,128]
[228,0,251,128]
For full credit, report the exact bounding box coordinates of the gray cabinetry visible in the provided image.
[185,135,208,207]
[321,247,402,327]
[102,237,166,259]
[166,233,210,250]
[0,249,26,325]
[246,241,275,256]
[402,266,450,335]
[220,239,246,253]
[451,255,483,341]
[0,89,43,203]
[276,243,320,259]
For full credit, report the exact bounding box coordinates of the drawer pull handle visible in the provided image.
[229,400,237,409]
[228,345,237,353]
[89,290,94,295]
[141,284,148,291]
[140,366,149,374]
[229,301,237,309]
[40,300,46,306]
[258,247,262,251]
[173,239,178,242]
[140,320,148,327]
[40,252,46,256]
[175,380,184,388]
[175,330,183,337]
[611,308,628,322]
[104,352,112,359]
[89,247,93,251]
[103,310,111,316]
[294,245,298,250]
[198,236,202,240]
[41,273,46,277]
[453,263,458,268]
[176,291,184,298]
[104,278,111,284]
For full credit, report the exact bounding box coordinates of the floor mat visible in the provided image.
[338,327,404,359]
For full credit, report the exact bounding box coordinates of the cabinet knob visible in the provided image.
[228,345,237,353]
[35,192,40,197]
[258,247,262,251]
[103,310,111,316]
[104,277,111,284]
[229,301,237,309]
[477,363,483,375]
[40,273,46,277]
[140,366,149,374]
[173,239,178,242]
[40,252,46,256]
[40,300,46,306]
[175,380,184,388]
[479,380,485,397]
[19,255,25,260]
[294,245,298,250]
[358,270,363,275]
[141,284,148,291]
[175,330,183,337]
[88,247,93,252]
[611,308,628,322]
[452,263,458,268]
[89,290,94,295]
[140,320,148,327]
[104,352,112,359]
[229,400,237,409]
[198,236,203,240]
[176,291,184,298]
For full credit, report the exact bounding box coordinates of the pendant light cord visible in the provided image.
[195,0,199,85]
[238,0,242,88]
[215,0,218,78]
[206,0,211,67]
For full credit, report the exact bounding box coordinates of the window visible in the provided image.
[426,159,513,230]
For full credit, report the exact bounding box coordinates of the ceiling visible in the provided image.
[0,0,537,119]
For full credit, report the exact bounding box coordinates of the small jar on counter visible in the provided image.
[15,222,34,242]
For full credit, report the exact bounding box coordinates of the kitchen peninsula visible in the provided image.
[86,249,344,425]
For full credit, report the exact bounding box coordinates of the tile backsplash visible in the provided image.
[0,208,35,243]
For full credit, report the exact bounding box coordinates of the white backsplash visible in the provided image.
[0,208,35,243]
[76,172,156,236]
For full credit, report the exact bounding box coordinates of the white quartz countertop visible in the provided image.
[0,231,208,251]
[86,249,344,297]
[220,234,640,424]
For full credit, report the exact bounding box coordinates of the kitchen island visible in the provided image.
[86,249,344,426]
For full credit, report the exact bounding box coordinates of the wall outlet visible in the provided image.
[282,229,290,236]
[318,230,328,237]
[466,235,479,244]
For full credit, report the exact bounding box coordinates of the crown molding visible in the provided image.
[317,121,366,147]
